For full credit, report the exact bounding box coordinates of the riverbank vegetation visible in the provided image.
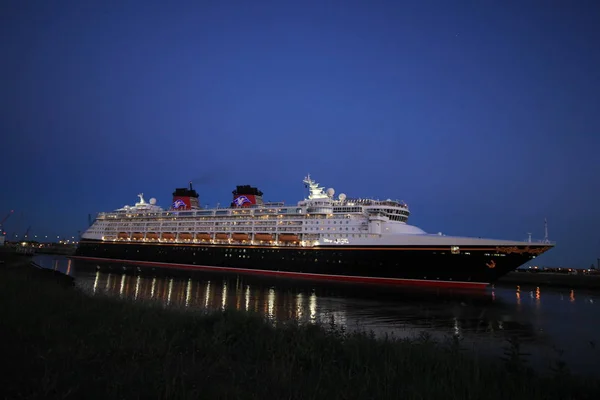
[1,260,599,399]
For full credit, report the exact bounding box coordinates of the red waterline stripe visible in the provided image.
[69,256,488,289]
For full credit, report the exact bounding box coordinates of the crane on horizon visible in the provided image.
[0,210,14,235]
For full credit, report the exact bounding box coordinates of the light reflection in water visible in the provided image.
[93,271,99,294]
[453,317,460,337]
[254,289,260,313]
[235,283,241,310]
[267,288,275,321]
[185,279,192,308]
[120,274,126,298]
[309,292,317,324]
[135,275,141,300]
[29,255,600,378]
[204,281,211,308]
[245,285,250,311]
[82,272,345,327]
[221,281,227,311]
[75,269,597,358]
[167,278,173,306]
[296,293,304,319]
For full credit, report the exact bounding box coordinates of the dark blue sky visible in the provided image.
[2,1,599,267]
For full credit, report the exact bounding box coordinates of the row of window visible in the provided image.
[98,212,390,221]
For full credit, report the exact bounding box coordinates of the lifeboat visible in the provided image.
[117,232,129,240]
[132,232,144,240]
[195,233,211,241]
[254,233,274,241]
[178,232,193,241]
[161,232,175,241]
[146,232,159,240]
[215,233,229,240]
[232,233,250,241]
[278,233,299,242]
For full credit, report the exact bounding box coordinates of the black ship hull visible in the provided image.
[72,240,552,289]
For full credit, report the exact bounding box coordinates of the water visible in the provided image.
[34,255,600,377]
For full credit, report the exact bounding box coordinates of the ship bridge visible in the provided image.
[362,203,410,223]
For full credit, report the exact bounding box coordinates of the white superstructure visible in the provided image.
[82,175,547,249]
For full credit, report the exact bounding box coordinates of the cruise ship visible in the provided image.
[73,175,554,288]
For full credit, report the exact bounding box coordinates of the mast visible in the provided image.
[302,174,329,200]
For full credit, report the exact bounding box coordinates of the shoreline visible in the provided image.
[1,256,599,398]
[496,271,600,290]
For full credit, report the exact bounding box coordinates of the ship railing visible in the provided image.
[529,239,557,245]
[214,203,286,209]
[439,234,558,245]
[341,199,408,208]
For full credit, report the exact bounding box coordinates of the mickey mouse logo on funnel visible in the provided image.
[233,195,251,207]
[172,199,187,209]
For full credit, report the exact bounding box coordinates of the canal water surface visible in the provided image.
[36,255,600,377]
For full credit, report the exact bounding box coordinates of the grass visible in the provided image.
[1,260,599,400]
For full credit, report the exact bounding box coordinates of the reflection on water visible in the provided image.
[31,256,600,376]
[77,267,539,341]
[84,270,336,326]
